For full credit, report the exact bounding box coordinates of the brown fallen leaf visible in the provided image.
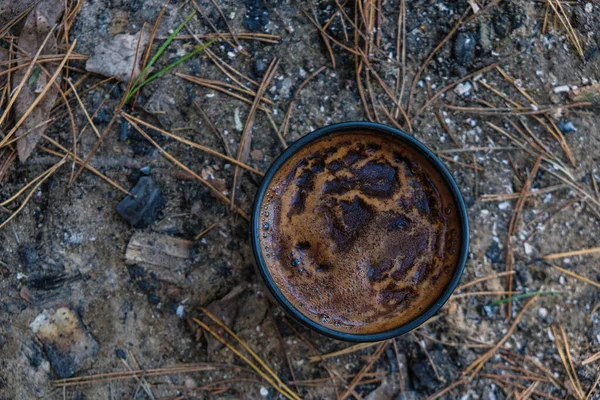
[85,25,151,82]
[13,0,65,162]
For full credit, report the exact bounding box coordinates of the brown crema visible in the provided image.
[258,131,462,334]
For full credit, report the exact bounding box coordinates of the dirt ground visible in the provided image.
[1,0,600,399]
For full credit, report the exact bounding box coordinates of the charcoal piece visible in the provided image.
[116,177,166,228]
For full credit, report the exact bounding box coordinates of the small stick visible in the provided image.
[0,158,66,230]
[194,222,217,241]
[193,101,232,157]
[549,264,600,289]
[504,157,542,318]
[230,58,279,209]
[0,27,57,129]
[480,184,566,202]
[338,341,389,399]
[40,135,132,196]
[412,58,507,123]
[407,10,468,113]
[126,117,249,220]
[463,297,537,380]
[122,112,263,175]
[542,247,600,260]
[456,271,516,291]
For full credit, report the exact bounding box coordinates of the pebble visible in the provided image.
[585,3,593,12]
[454,32,477,66]
[557,120,576,134]
[538,308,548,318]
[260,387,269,396]
[524,242,534,255]
[116,177,166,228]
[280,77,293,98]
[115,348,127,360]
[553,85,570,93]
[454,82,473,96]
[485,239,503,263]
[30,308,98,378]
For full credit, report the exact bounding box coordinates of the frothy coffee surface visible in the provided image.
[258,131,462,334]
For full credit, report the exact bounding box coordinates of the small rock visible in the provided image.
[280,77,293,98]
[86,26,152,82]
[116,177,166,228]
[115,348,127,360]
[260,387,269,396]
[524,242,534,255]
[454,82,472,96]
[485,239,503,263]
[454,32,477,66]
[483,304,497,319]
[254,58,266,74]
[538,307,548,319]
[30,308,98,378]
[557,120,576,134]
[553,85,570,93]
[585,3,593,13]
[139,165,151,175]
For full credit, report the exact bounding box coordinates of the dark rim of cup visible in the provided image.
[251,122,470,342]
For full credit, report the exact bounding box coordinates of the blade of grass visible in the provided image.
[129,11,196,92]
[126,39,214,103]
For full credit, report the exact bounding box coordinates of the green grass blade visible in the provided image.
[130,10,197,90]
[126,40,214,102]
[487,290,567,306]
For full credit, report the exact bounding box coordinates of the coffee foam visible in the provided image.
[259,131,462,334]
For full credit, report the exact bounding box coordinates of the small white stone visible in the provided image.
[454,82,472,96]
[260,387,269,396]
[553,85,570,93]
[498,201,511,210]
[548,328,555,341]
[559,276,566,285]
[524,242,534,255]
[176,305,184,318]
[227,51,236,59]
[538,308,548,318]
[585,3,593,13]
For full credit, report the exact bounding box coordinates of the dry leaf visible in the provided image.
[13,0,65,162]
[85,25,151,82]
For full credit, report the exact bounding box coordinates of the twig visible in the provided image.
[463,296,537,380]
[542,247,600,260]
[549,264,600,289]
[504,156,542,317]
[230,58,279,209]
[194,222,217,241]
[121,112,263,175]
